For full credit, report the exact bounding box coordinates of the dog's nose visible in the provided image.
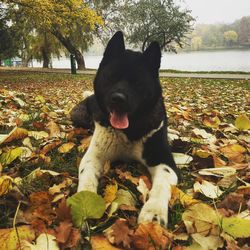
[111,93,127,104]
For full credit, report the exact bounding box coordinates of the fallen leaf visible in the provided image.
[49,178,72,195]
[91,235,122,250]
[28,131,49,140]
[170,186,198,207]
[191,233,224,250]
[132,222,173,250]
[0,147,23,166]
[0,175,13,196]
[220,144,246,163]
[35,95,46,103]
[198,167,236,177]
[1,127,28,144]
[105,219,133,248]
[222,217,250,238]
[104,182,118,204]
[194,180,224,199]
[58,142,75,153]
[47,121,61,138]
[67,191,106,228]
[173,153,193,168]
[203,116,221,129]
[235,114,250,131]
[0,226,35,250]
[182,203,223,249]
[22,233,59,250]
[40,140,61,155]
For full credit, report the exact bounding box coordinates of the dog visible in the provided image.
[71,31,179,226]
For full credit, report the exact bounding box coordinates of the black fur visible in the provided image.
[71,31,179,177]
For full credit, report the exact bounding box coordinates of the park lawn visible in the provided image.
[0,70,249,249]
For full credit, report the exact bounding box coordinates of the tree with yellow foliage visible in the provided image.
[3,0,103,69]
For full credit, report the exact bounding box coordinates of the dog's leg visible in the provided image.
[77,150,104,193]
[138,164,178,227]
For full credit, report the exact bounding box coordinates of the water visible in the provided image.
[32,49,250,72]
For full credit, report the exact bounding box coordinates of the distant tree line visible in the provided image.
[187,16,250,51]
[0,0,194,69]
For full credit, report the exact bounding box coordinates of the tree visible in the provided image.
[3,0,103,69]
[110,0,194,52]
[223,30,238,47]
[191,36,202,50]
[0,7,20,65]
[238,16,250,46]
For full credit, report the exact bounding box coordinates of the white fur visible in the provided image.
[138,164,177,226]
[78,121,177,226]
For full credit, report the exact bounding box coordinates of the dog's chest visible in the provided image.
[89,122,145,163]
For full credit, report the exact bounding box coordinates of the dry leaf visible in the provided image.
[47,121,61,138]
[132,222,173,250]
[194,180,224,199]
[105,219,133,248]
[91,235,122,250]
[0,175,13,196]
[104,182,118,203]
[58,142,75,153]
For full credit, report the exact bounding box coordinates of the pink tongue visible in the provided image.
[110,112,129,129]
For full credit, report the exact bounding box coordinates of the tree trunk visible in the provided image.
[51,29,86,70]
[41,33,50,68]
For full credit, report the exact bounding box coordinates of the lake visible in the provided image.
[33,49,250,72]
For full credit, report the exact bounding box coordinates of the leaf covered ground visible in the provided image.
[0,70,249,250]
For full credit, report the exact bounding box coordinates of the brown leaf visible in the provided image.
[105,219,133,248]
[115,169,139,185]
[91,235,122,250]
[203,116,221,129]
[47,120,61,138]
[55,198,72,222]
[55,221,73,244]
[132,223,173,250]
[220,144,246,163]
[3,127,28,143]
[40,140,61,154]
[217,193,247,213]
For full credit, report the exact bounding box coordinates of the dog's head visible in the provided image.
[94,31,162,129]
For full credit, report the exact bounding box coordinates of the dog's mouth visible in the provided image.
[109,111,129,129]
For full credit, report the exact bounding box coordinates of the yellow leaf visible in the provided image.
[58,142,75,153]
[203,116,221,129]
[235,114,250,130]
[91,235,122,250]
[35,95,45,103]
[1,127,28,144]
[170,186,198,207]
[0,147,23,166]
[28,131,49,140]
[0,175,13,196]
[104,182,118,203]
[0,226,35,250]
[195,150,212,158]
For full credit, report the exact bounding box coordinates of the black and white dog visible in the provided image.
[71,31,179,226]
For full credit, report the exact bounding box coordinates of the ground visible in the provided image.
[0,70,249,249]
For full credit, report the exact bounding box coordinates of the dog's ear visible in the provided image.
[143,42,161,75]
[103,31,125,62]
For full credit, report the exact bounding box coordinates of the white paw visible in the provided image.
[138,198,169,227]
[77,175,98,193]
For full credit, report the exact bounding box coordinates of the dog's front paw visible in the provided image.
[138,198,169,227]
[77,176,98,193]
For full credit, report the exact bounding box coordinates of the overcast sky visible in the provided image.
[181,0,250,24]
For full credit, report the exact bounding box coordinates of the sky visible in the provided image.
[180,0,250,24]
